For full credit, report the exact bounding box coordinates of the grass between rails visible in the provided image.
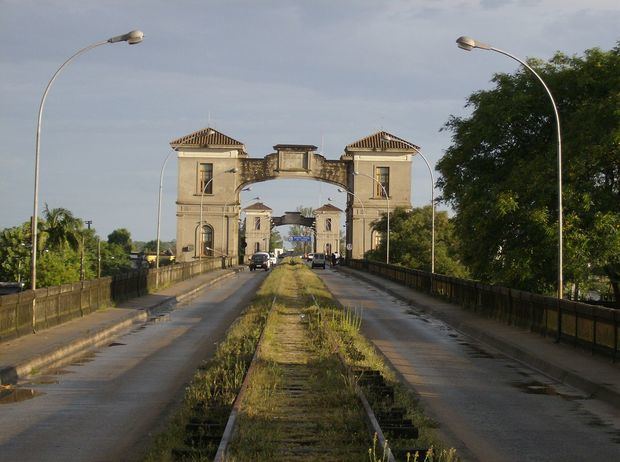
[143,261,458,462]
[303,264,459,462]
[142,268,284,462]
[226,262,369,460]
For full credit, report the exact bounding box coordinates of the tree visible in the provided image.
[437,44,620,300]
[270,229,283,251]
[0,224,31,283]
[367,207,469,277]
[288,206,314,253]
[99,242,133,276]
[42,205,83,252]
[108,228,133,253]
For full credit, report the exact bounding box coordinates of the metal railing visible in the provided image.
[0,257,233,342]
[348,259,620,360]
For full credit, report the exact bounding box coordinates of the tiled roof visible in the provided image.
[315,203,343,213]
[170,127,245,149]
[243,202,272,212]
[345,131,420,152]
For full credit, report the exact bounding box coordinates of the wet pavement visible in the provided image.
[319,268,620,462]
[0,270,266,462]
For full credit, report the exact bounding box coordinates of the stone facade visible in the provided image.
[171,128,415,263]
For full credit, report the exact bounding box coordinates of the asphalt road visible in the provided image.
[0,270,266,462]
[317,268,620,462]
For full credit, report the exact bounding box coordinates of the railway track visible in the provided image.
[159,262,431,461]
[213,263,419,461]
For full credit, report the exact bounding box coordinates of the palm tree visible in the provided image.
[42,205,83,252]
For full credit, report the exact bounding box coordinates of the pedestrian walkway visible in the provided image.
[338,266,620,409]
[0,267,243,385]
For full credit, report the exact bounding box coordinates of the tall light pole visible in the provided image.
[335,187,367,257]
[31,30,144,293]
[222,187,252,257]
[381,134,435,273]
[456,36,563,299]
[353,171,390,264]
[155,149,174,288]
[198,167,238,258]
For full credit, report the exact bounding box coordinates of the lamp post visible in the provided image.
[222,187,252,257]
[381,134,435,273]
[456,35,563,300]
[31,30,144,294]
[198,167,238,258]
[353,171,390,264]
[335,187,367,257]
[155,149,174,288]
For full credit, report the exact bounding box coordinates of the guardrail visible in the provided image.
[0,257,233,342]
[348,259,620,361]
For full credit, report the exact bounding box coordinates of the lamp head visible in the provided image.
[108,30,144,45]
[228,167,238,173]
[456,36,491,51]
[337,188,344,193]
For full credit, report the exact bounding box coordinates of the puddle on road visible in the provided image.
[512,380,582,401]
[0,386,44,404]
[70,352,96,366]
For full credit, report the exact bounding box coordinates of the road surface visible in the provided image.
[318,268,620,462]
[0,271,266,462]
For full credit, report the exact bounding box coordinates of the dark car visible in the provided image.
[0,282,25,295]
[249,252,271,271]
[311,253,326,269]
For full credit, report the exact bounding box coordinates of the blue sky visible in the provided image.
[1,0,618,241]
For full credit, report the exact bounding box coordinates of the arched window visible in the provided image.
[371,230,382,250]
[202,224,214,256]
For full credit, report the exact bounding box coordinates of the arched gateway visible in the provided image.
[171,128,417,262]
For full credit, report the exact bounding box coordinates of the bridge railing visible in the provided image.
[348,259,620,360]
[0,257,233,342]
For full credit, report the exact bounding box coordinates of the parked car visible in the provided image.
[269,253,277,266]
[306,253,314,261]
[249,252,271,271]
[311,253,326,269]
[0,282,25,295]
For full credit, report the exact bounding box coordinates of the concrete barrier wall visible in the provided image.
[349,259,620,360]
[0,257,233,342]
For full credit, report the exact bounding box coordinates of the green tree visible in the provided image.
[99,242,133,276]
[37,248,81,287]
[108,228,133,253]
[42,205,83,251]
[368,207,469,277]
[270,229,283,251]
[0,224,31,283]
[288,206,314,254]
[437,44,620,299]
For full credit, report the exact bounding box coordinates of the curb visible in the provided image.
[0,268,242,385]
[337,267,620,409]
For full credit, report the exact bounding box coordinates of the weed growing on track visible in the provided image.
[302,266,459,461]
[227,263,369,460]
[142,268,284,462]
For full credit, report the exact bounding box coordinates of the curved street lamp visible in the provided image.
[221,187,253,256]
[456,35,563,300]
[198,167,238,258]
[381,134,435,273]
[335,187,367,257]
[31,30,144,299]
[353,171,390,264]
[155,149,174,288]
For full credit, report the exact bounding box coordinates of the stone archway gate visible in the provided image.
[171,128,416,262]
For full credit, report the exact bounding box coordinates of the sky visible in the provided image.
[1,0,618,243]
